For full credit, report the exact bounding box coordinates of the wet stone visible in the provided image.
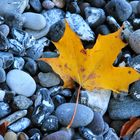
[0,32,10,50]
[52,95,66,107]
[12,95,33,110]
[29,133,40,140]
[8,117,31,132]
[13,57,25,70]
[42,51,59,58]
[66,12,95,41]
[41,115,59,132]
[42,0,55,10]
[29,0,42,12]
[95,24,110,35]
[90,0,106,8]
[0,24,10,37]
[0,68,6,83]
[0,110,27,125]
[0,102,11,119]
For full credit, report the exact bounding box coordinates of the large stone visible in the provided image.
[6,69,36,97]
[55,103,94,128]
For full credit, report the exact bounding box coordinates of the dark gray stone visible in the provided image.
[29,0,42,12]
[0,32,10,50]
[37,60,52,72]
[108,96,140,120]
[55,103,94,127]
[0,102,11,119]
[87,112,105,135]
[38,72,60,87]
[42,51,59,58]
[52,95,66,107]
[0,68,6,83]
[41,115,59,132]
[105,0,132,22]
[130,1,139,14]
[8,117,31,132]
[12,95,33,110]
[0,52,14,69]
[90,0,106,8]
[85,7,106,28]
[95,24,110,35]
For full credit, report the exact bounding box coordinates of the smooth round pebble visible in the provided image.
[4,131,17,140]
[55,103,94,127]
[22,12,47,30]
[129,29,140,54]
[42,0,55,9]
[6,69,36,97]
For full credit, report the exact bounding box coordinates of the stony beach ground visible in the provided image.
[1,0,140,140]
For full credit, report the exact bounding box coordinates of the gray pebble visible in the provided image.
[42,8,65,28]
[0,110,27,125]
[0,90,5,101]
[0,102,11,119]
[37,60,52,72]
[108,96,140,120]
[52,95,66,107]
[95,24,110,35]
[23,12,47,30]
[41,115,59,132]
[90,0,106,8]
[17,132,29,140]
[4,131,17,140]
[38,72,60,87]
[0,24,10,37]
[24,59,37,75]
[13,57,25,70]
[105,0,132,22]
[0,68,6,83]
[0,32,10,50]
[6,69,36,97]
[66,12,95,41]
[8,117,31,132]
[29,0,42,12]
[130,1,139,14]
[85,7,106,28]
[129,29,140,54]
[42,0,55,10]
[12,95,33,110]
[42,51,59,58]
[55,103,94,127]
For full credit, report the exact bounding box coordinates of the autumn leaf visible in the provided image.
[0,121,9,136]
[41,22,140,92]
[120,117,140,137]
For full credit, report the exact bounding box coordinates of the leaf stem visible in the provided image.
[67,85,82,129]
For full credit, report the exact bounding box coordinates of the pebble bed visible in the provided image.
[0,0,140,140]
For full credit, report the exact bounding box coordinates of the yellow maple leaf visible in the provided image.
[41,22,140,92]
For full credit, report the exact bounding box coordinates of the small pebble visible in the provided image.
[55,103,94,127]
[17,132,29,140]
[29,0,42,12]
[90,0,106,8]
[42,0,55,10]
[12,95,33,110]
[38,72,60,87]
[37,60,52,72]
[52,95,66,107]
[0,24,10,37]
[6,69,36,97]
[130,1,139,14]
[22,12,47,30]
[8,117,31,132]
[4,131,17,140]
[41,115,59,132]
[0,32,10,50]
[52,0,65,8]
[0,68,6,83]
[13,57,25,70]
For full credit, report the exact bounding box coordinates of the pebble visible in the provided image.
[59,88,72,97]
[0,24,10,37]
[29,133,40,140]
[55,103,94,127]
[0,68,6,83]
[17,132,29,140]
[129,29,140,54]
[42,8,65,28]
[87,112,105,135]
[0,90,5,101]
[42,129,73,140]
[29,0,42,12]
[24,59,37,75]
[41,115,59,132]
[137,1,140,14]
[42,0,55,10]
[38,72,60,87]
[48,20,65,42]
[0,110,27,125]
[66,12,95,41]
[95,24,110,35]
[85,7,106,28]
[4,131,17,140]
[37,60,52,72]
[81,89,111,115]
[131,128,140,140]
[0,0,28,16]
[52,0,65,8]
[79,127,98,140]
[108,96,140,120]
[129,80,140,100]
[13,57,25,70]
[0,102,11,119]
[32,88,54,125]
[42,51,59,58]
[6,69,36,97]
[8,117,31,132]
[130,1,139,14]
[105,0,132,22]
[0,32,10,50]
[90,0,106,8]
[28,128,42,137]
[12,95,33,110]
[129,55,140,72]
[22,12,47,30]
[52,95,66,107]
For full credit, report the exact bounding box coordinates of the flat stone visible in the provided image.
[55,103,94,128]
[6,69,36,97]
